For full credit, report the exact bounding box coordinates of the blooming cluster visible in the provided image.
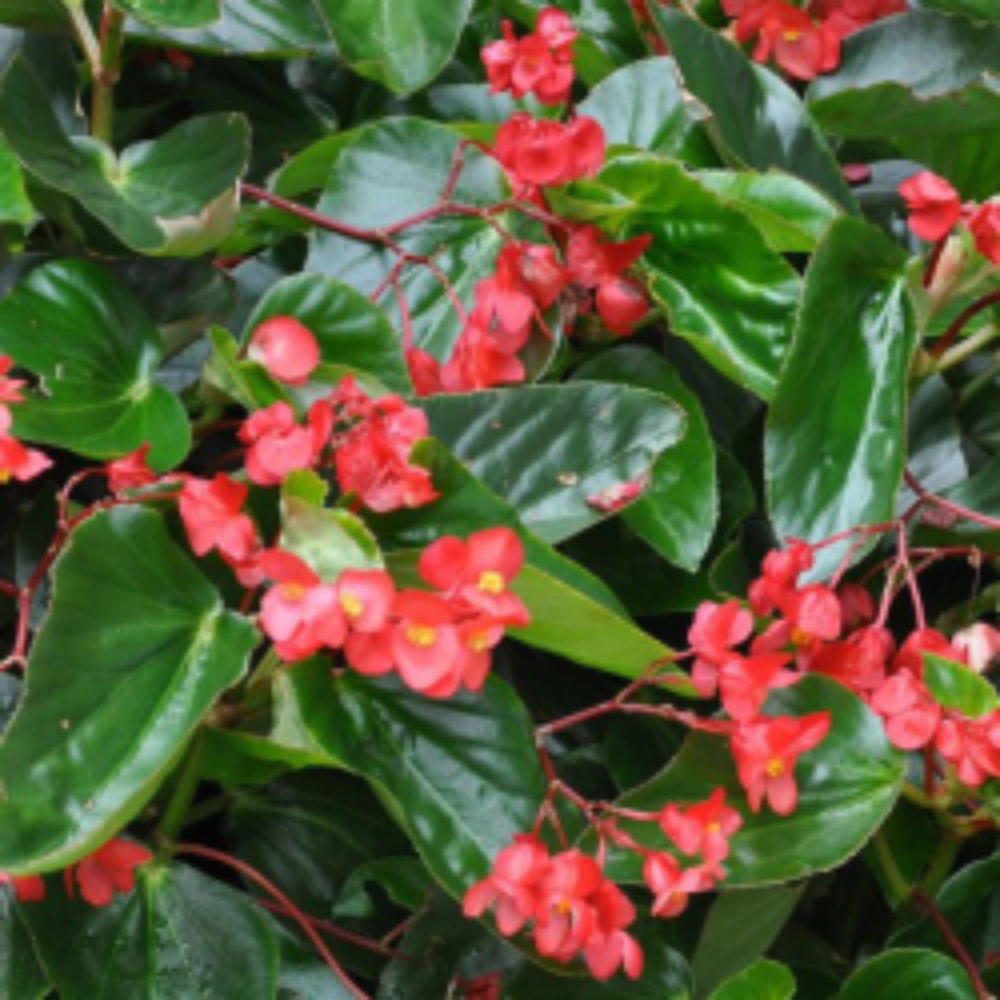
[899,171,1000,264]
[0,355,51,485]
[258,526,529,699]
[482,7,577,106]
[1,838,152,908]
[723,0,906,81]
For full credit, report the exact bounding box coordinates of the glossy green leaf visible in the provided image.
[0,893,48,1000]
[919,0,1000,19]
[0,56,248,254]
[114,0,220,28]
[838,949,976,1000]
[316,0,474,94]
[0,259,191,467]
[693,886,804,996]
[421,384,686,543]
[923,653,999,717]
[0,136,30,225]
[0,1,66,28]
[203,325,291,413]
[649,8,855,210]
[279,666,546,899]
[605,677,905,886]
[576,56,714,163]
[564,155,800,398]
[305,118,510,360]
[0,508,258,872]
[281,491,383,581]
[243,273,412,395]
[124,0,333,56]
[863,798,937,907]
[711,960,796,1000]
[335,856,432,918]
[20,862,281,1000]
[575,347,717,572]
[807,11,1000,199]
[696,170,841,253]
[766,217,916,579]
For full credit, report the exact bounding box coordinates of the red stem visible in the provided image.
[254,898,405,959]
[911,888,991,1000]
[176,843,369,999]
[905,470,1000,533]
[929,289,1000,360]
[923,237,947,289]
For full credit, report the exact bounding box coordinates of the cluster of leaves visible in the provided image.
[0,0,998,997]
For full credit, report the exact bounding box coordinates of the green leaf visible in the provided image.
[563,155,800,399]
[305,118,509,360]
[0,894,48,1000]
[0,56,248,254]
[576,56,715,163]
[0,136,31,225]
[279,667,546,898]
[281,491,383,581]
[20,862,281,999]
[335,856,432,918]
[420,384,686,543]
[0,259,191,467]
[0,1,65,28]
[648,8,855,210]
[695,170,841,253]
[807,11,1000,199]
[243,273,412,396]
[114,0,220,28]
[0,508,258,872]
[575,346,718,572]
[605,676,906,886]
[316,0,474,94]
[203,325,292,413]
[693,887,804,996]
[923,653,999,717]
[710,960,796,1000]
[919,0,1000,19]
[765,217,916,579]
[838,949,977,1000]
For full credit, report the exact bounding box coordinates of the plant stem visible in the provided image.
[62,0,102,81]
[911,888,992,1000]
[156,732,205,845]
[921,833,961,898]
[90,5,126,145]
[930,289,1000,360]
[935,323,997,373]
[872,829,912,904]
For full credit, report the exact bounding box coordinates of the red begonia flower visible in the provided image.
[440,319,526,392]
[643,852,715,918]
[390,590,461,696]
[178,474,258,564]
[870,669,942,750]
[899,172,962,242]
[659,788,744,862]
[406,348,443,398]
[718,652,799,723]
[336,568,396,634]
[105,444,157,493]
[936,711,1000,788]
[239,402,319,486]
[344,628,396,678]
[247,316,320,385]
[463,834,550,935]
[0,872,45,902]
[0,435,52,484]
[805,625,893,694]
[493,114,605,191]
[70,839,152,907]
[967,201,1000,265]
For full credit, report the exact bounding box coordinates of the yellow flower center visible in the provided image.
[340,592,364,619]
[478,570,505,595]
[707,822,722,834]
[281,582,307,601]
[407,625,437,648]
[783,28,802,41]
[766,758,785,779]
[467,630,491,653]
[791,626,812,647]
[555,898,572,916]
[0,470,9,484]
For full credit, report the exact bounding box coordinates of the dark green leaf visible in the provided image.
[807,11,1000,199]
[334,857,432,918]
[421,383,686,543]
[710,959,796,1000]
[0,136,30,225]
[0,893,48,1000]
[0,259,191,467]
[838,949,976,1000]
[0,508,258,872]
[576,56,715,163]
[0,56,248,254]
[862,798,938,907]
[278,666,546,898]
[305,118,509,360]
[693,886,804,996]
[923,652,998,717]
[575,346,718,572]
[316,0,474,94]
[919,0,1000,19]
[766,217,916,578]
[0,1,66,29]
[649,8,855,210]
[605,677,906,886]
[243,273,412,395]
[114,0,220,28]
[20,862,281,999]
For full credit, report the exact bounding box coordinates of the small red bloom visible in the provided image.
[178,474,258,564]
[753,3,841,81]
[248,316,320,385]
[892,627,960,676]
[837,582,876,632]
[870,669,942,750]
[259,549,347,662]
[406,348,443,397]
[463,834,550,935]
[482,9,577,106]
[455,617,507,692]
[239,402,321,486]
[70,839,152,907]
[689,600,755,697]
[0,872,45,902]
[643,853,715,918]
[336,568,396,634]
[731,712,832,815]
[391,590,461,697]
[440,319,526,393]
[493,114,605,192]
[0,355,26,417]
[0,435,52,484]
[748,541,814,616]
[105,444,157,493]
[936,711,1000,788]
[718,652,799,723]
[419,526,528,623]
[967,201,1000,265]
[899,172,962,243]
[659,788,743,863]
[805,625,892,694]
[344,627,396,678]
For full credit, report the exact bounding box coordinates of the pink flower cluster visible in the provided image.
[258,527,529,699]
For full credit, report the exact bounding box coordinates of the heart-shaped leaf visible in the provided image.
[0,508,258,872]
[838,949,977,1000]
[114,0,220,28]
[0,259,191,467]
